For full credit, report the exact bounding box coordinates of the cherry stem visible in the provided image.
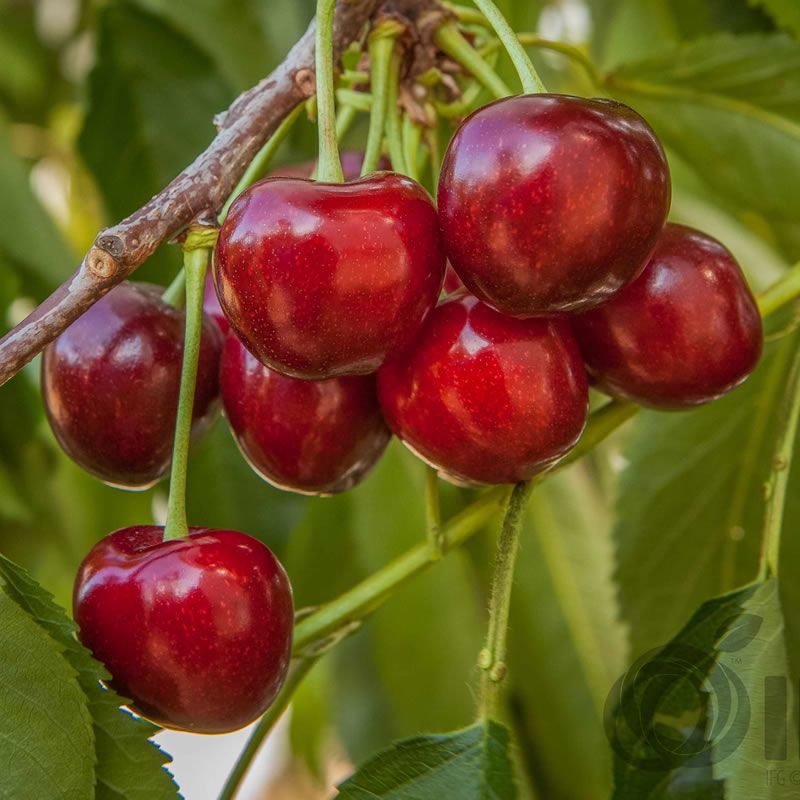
[385,45,408,175]
[292,398,636,654]
[425,467,444,559]
[758,261,800,317]
[402,115,423,182]
[469,0,546,93]
[434,22,512,99]
[218,657,318,800]
[362,21,402,176]
[161,269,186,308]
[315,0,344,182]
[478,480,533,719]
[162,230,215,542]
[758,335,800,580]
[218,103,305,222]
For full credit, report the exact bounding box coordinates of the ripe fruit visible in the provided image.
[220,334,390,494]
[378,292,589,485]
[74,526,293,734]
[42,282,222,489]
[438,94,671,316]
[215,173,445,378]
[572,223,763,409]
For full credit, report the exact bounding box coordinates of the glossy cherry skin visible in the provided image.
[438,94,671,316]
[220,334,390,494]
[214,173,446,379]
[378,292,589,485]
[572,223,763,409]
[42,282,222,489]
[73,525,294,734]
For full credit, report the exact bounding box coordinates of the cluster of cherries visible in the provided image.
[41,94,762,734]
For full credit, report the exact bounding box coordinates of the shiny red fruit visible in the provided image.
[378,292,589,485]
[42,282,222,489]
[74,526,293,734]
[215,173,445,378]
[572,223,763,409]
[220,334,390,494]
[203,274,229,334]
[438,94,671,316]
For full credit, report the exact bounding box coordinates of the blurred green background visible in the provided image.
[2,0,800,797]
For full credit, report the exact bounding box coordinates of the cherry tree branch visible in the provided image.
[0,0,389,387]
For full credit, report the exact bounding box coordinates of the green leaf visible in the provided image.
[609,34,800,260]
[749,0,800,36]
[613,33,800,121]
[0,591,95,800]
[614,331,798,656]
[0,554,178,799]
[508,467,626,800]
[79,3,232,278]
[337,720,517,799]
[0,122,72,293]
[609,584,759,799]
[133,0,313,91]
[713,580,800,798]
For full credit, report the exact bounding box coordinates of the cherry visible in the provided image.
[438,94,671,316]
[41,281,222,489]
[378,292,589,485]
[73,525,293,734]
[572,223,763,409]
[214,173,445,379]
[220,334,390,494]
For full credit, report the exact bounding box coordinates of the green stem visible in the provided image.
[469,0,546,93]
[425,467,444,559]
[479,481,533,718]
[402,115,422,181]
[315,0,343,182]
[335,104,359,141]
[218,103,304,222]
[758,336,800,579]
[362,22,401,176]
[385,46,408,175]
[434,22,512,99]
[443,2,490,26]
[292,398,633,653]
[163,233,213,541]
[426,125,441,189]
[335,88,373,113]
[218,657,317,800]
[759,262,800,317]
[161,269,186,308]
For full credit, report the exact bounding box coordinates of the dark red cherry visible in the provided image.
[203,274,229,334]
[438,94,671,316]
[42,282,222,489]
[378,292,589,485]
[572,223,763,409]
[220,334,390,494]
[215,173,445,379]
[73,526,293,734]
